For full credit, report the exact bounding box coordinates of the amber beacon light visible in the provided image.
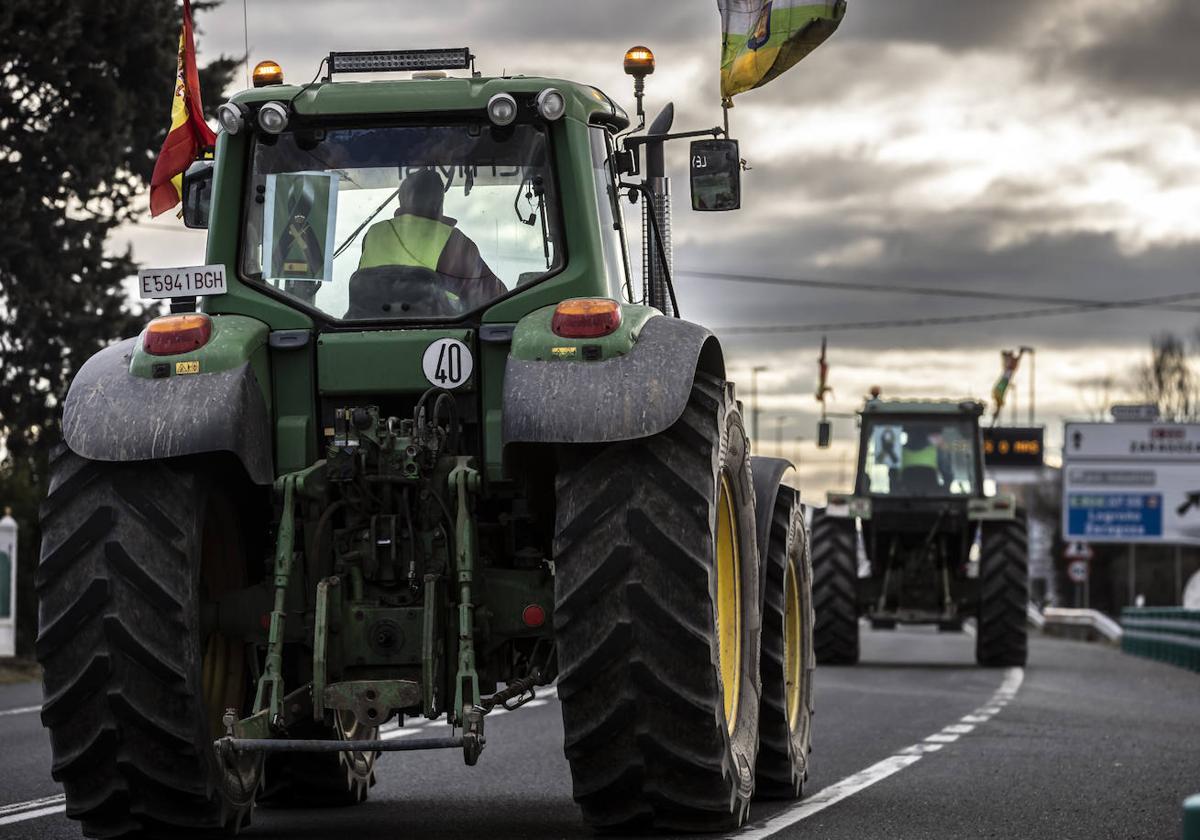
[252,60,284,87]
[623,46,655,77]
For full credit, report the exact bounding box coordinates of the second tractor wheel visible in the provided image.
[755,492,815,799]
[810,508,860,665]
[553,372,761,832]
[976,518,1029,667]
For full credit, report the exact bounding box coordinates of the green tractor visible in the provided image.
[36,47,816,835]
[811,398,1028,667]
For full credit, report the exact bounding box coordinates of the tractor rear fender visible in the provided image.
[501,314,725,446]
[751,456,799,607]
[62,327,274,485]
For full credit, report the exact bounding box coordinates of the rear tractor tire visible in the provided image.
[755,493,815,799]
[975,518,1029,667]
[553,371,762,832]
[810,509,860,665]
[36,450,262,837]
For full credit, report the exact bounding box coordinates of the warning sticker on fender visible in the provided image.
[138,264,227,299]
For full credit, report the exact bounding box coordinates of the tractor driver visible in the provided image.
[358,169,505,309]
[899,427,953,491]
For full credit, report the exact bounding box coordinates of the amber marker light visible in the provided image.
[252,60,284,87]
[551,298,622,339]
[143,314,213,356]
[623,46,655,77]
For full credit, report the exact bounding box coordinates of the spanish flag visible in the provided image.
[150,0,216,217]
[718,0,847,102]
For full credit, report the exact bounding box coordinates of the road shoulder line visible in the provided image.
[733,666,1025,839]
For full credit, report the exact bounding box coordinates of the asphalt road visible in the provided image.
[2,627,1197,839]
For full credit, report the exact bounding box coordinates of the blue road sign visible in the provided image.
[1067,493,1163,539]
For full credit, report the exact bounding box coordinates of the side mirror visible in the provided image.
[689,139,741,211]
[182,161,214,229]
[817,420,832,449]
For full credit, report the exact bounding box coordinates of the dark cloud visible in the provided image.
[836,0,1045,50]
[674,221,1200,353]
[1063,1,1200,101]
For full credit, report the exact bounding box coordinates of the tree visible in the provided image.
[1138,332,1199,422]
[0,0,237,654]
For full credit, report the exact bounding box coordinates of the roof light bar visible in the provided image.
[328,48,472,75]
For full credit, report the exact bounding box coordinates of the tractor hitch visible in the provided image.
[215,734,464,753]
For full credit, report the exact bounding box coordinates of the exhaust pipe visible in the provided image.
[642,104,675,315]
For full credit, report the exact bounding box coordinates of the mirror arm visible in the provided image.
[622,125,724,149]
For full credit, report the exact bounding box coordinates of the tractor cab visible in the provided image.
[856,399,986,501]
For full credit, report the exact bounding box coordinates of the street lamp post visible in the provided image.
[1021,345,1036,425]
[750,365,768,444]
[794,435,805,467]
[774,415,790,459]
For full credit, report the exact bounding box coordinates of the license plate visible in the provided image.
[138,264,227,299]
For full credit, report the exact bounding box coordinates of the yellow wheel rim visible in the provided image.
[783,558,803,731]
[715,474,742,733]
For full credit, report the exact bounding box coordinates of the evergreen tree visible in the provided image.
[0,0,237,653]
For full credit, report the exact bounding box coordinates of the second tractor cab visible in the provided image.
[812,398,1029,667]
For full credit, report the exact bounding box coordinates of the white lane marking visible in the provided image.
[0,705,40,718]
[736,756,922,838]
[0,683,564,827]
[0,794,67,827]
[0,805,67,827]
[0,795,65,818]
[924,733,960,743]
[897,743,943,755]
[733,666,1025,839]
[961,714,990,723]
[942,723,975,735]
[381,727,426,740]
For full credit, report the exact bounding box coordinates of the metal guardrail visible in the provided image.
[1185,793,1200,840]
[1042,607,1124,643]
[1120,608,1200,673]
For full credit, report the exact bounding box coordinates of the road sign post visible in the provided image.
[0,509,16,658]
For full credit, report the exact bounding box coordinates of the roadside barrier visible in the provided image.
[1185,793,1200,840]
[1120,608,1200,674]
[1042,607,1123,643]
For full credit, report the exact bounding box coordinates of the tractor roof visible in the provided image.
[861,399,985,417]
[231,75,630,129]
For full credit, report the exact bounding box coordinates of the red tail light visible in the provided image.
[551,298,622,339]
[522,604,546,628]
[143,314,212,356]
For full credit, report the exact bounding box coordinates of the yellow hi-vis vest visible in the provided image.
[901,445,939,470]
[359,214,454,271]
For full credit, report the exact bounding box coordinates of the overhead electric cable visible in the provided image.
[711,289,1200,335]
[677,268,1200,314]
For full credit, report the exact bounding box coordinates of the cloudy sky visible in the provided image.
[118,0,1200,499]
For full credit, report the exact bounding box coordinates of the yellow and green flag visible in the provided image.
[718,0,847,102]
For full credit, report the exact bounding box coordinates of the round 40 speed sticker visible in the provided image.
[422,338,474,389]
